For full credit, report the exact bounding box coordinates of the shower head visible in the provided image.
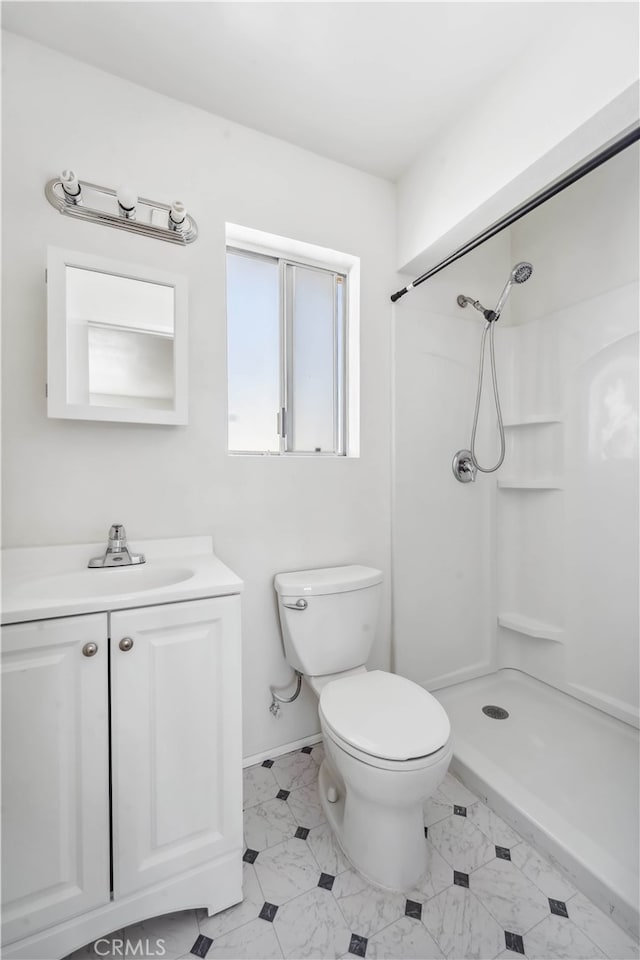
[494,262,533,316]
[512,262,533,284]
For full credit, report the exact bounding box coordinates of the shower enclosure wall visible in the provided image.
[391,143,639,936]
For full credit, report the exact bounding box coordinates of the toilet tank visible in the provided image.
[274,565,383,676]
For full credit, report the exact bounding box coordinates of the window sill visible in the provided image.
[227,451,357,459]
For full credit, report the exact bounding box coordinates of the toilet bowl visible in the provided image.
[274,565,452,892]
[317,669,451,891]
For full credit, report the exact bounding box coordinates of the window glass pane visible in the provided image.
[288,265,336,453]
[227,251,280,452]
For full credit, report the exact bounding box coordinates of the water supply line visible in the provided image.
[269,671,303,718]
[469,318,505,474]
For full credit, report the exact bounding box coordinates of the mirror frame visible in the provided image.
[47,246,188,425]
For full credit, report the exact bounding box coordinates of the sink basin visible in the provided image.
[1,536,244,624]
[8,566,194,601]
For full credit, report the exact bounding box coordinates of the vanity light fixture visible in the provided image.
[45,169,198,245]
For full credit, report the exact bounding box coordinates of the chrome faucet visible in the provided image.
[88,524,146,568]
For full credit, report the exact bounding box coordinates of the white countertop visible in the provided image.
[1,536,243,624]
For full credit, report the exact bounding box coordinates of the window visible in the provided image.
[226,240,352,456]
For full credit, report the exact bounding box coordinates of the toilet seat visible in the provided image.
[320,717,451,772]
[319,670,450,766]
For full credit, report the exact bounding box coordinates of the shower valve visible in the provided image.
[452,450,477,483]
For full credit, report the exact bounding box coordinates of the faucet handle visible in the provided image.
[88,523,144,568]
[108,523,127,545]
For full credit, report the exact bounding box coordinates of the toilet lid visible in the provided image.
[319,670,450,761]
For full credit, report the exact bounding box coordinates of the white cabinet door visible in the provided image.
[111,596,242,897]
[1,615,110,945]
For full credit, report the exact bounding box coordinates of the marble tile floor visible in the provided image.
[67,742,639,960]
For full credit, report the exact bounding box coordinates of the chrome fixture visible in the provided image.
[46,170,198,245]
[456,294,495,320]
[482,704,510,719]
[455,263,533,480]
[456,262,533,325]
[269,670,303,717]
[457,262,533,326]
[119,637,134,652]
[88,524,146,568]
[281,598,308,610]
[492,261,533,318]
[452,449,477,483]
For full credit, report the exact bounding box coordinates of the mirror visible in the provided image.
[47,248,188,424]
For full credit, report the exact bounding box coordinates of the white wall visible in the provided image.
[497,143,640,725]
[0,32,396,758]
[391,232,509,689]
[397,4,639,273]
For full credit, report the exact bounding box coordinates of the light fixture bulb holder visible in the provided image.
[116,185,137,218]
[60,169,81,203]
[169,201,187,230]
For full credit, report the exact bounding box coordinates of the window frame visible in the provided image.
[226,240,349,457]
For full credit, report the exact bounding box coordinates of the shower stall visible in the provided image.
[391,140,639,938]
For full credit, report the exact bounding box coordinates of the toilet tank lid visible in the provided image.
[274,565,382,597]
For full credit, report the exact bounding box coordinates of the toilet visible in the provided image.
[274,564,452,892]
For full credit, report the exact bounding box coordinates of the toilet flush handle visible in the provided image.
[282,598,308,610]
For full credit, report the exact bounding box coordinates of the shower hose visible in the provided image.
[470,319,505,473]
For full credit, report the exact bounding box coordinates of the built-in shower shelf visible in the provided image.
[498,613,564,642]
[503,415,562,427]
[497,478,563,489]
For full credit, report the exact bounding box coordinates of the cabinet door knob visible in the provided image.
[82,642,98,657]
[119,637,134,652]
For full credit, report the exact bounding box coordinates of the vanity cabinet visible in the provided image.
[1,615,111,944]
[111,599,241,897]
[1,595,242,960]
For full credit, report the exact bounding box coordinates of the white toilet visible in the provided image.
[274,564,452,892]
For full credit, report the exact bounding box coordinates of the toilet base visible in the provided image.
[317,738,452,893]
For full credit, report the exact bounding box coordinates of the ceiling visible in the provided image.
[2,2,590,180]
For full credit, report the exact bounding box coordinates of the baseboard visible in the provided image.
[243,732,322,768]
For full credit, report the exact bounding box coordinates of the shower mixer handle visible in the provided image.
[452,450,477,483]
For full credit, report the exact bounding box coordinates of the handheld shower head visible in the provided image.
[494,261,533,316]
[512,262,533,284]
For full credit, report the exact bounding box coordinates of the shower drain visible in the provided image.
[482,705,509,720]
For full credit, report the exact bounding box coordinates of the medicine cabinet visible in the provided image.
[46,247,188,424]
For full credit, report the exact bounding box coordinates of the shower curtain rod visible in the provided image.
[390,124,640,303]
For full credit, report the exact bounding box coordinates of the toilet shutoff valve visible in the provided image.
[269,698,281,719]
